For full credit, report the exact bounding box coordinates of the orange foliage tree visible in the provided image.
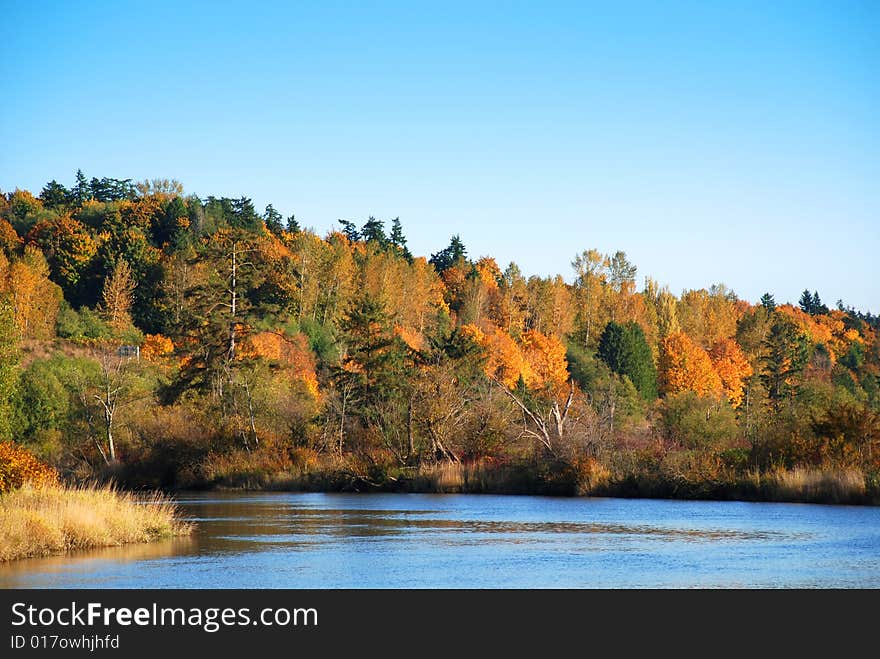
[520,329,569,395]
[243,331,320,400]
[142,333,174,362]
[461,323,532,389]
[709,338,753,407]
[658,332,722,398]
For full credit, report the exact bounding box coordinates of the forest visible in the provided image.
[1,171,878,503]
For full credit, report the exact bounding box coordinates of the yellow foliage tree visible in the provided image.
[1,245,61,340]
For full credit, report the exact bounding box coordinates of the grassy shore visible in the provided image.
[168,450,880,505]
[0,483,191,562]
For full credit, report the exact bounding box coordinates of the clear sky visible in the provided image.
[2,0,877,312]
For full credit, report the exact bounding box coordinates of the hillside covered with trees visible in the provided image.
[1,172,878,502]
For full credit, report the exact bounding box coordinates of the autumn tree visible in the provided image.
[26,214,98,304]
[658,332,722,398]
[571,249,609,349]
[1,246,62,340]
[100,259,136,332]
[709,338,753,407]
[678,285,741,349]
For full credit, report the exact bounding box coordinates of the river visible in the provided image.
[2,492,879,588]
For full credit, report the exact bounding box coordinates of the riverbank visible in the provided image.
[157,455,880,506]
[0,484,192,562]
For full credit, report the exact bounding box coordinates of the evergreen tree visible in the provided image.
[761,317,809,412]
[799,289,814,314]
[338,219,360,242]
[760,293,776,313]
[811,291,828,315]
[430,235,467,273]
[335,294,401,402]
[73,169,90,204]
[230,197,261,230]
[389,217,412,259]
[155,196,188,247]
[264,204,284,236]
[285,214,300,233]
[597,321,657,400]
[39,180,70,209]
[360,216,387,245]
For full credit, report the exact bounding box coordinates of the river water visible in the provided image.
[2,492,879,588]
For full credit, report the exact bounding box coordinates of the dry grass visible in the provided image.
[760,467,866,504]
[0,483,191,562]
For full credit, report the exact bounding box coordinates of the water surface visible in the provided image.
[2,492,879,588]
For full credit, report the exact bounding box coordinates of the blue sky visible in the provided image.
[2,0,877,312]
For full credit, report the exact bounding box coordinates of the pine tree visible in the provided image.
[389,217,412,259]
[231,197,260,231]
[39,180,70,209]
[360,216,387,245]
[760,293,776,313]
[597,321,657,400]
[430,235,467,273]
[799,289,814,314]
[338,219,360,242]
[264,204,284,236]
[285,214,300,233]
[73,169,90,204]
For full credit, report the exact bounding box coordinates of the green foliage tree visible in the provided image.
[596,321,657,400]
[285,214,300,233]
[337,219,360,242]
[0,299,20,440]
[39,180,70,210]
[73,169,90,204]
[360,216,387,245]
[389,217,411,259]
[264,204,284,236]
[660,391,739,450]
[761,317,809,412]
[429,235,467,273]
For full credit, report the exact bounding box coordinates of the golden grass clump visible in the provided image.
[0,483,191,562]
[768,467,866,503]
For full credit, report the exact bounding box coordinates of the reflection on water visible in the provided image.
[0,537,197,585]
[2,492,879,588]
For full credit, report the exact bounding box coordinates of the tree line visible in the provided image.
[1,172,878,497]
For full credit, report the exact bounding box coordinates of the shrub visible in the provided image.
[659,391,740,450]
[0,441,58,494]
